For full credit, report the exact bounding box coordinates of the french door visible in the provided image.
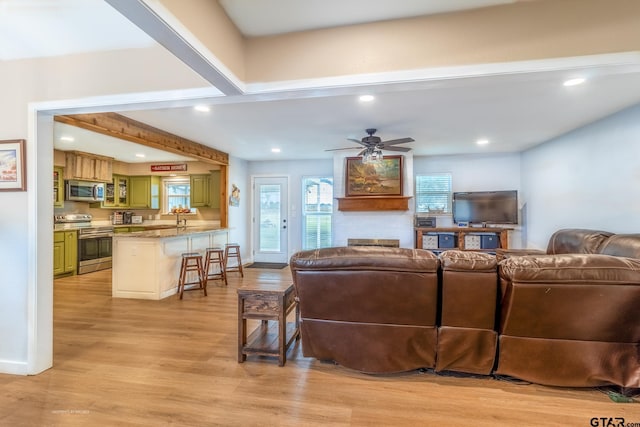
[252,176,289,263]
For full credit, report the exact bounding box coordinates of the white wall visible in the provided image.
[413,152,524,247]
[248,159,333,257]
[522,103,640,249]
[227,156,250,261]
[333,153,415,248]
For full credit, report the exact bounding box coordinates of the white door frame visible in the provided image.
[251,175,289,264]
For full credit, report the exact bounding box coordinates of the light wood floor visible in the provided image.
[0,267,636,426]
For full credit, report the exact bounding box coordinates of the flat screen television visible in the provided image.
[452,190,518,225]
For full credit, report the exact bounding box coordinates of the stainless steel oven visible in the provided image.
[78,226,113,274]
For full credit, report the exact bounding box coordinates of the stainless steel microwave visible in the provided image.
[65,180,105,202]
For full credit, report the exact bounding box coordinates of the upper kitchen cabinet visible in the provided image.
[190,174,210,207]
[103,175,129,208]
[53,166,64,208]
[209,170,221,209]
[190,171,221,208]
[64,150,113,182]
[129,175,160,209]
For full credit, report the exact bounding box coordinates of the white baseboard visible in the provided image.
[0,359,28,375]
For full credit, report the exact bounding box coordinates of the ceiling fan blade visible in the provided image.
[381,146,411,152]
[324,147,361,152]
[347,138,368,146]
[380,137,414,146]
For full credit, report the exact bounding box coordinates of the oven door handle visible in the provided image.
[79,233,113,239]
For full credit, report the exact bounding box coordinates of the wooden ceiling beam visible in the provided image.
[54,113,229,166]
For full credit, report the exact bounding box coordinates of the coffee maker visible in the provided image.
[122,211,133,224]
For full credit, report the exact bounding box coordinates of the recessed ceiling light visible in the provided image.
[271,148,281,153]
[476,139,490,145]
[135,153,145,158]
[60,136,74,142]
[359,95,375,102]
[194,105,211,112]
[563,78,586,87]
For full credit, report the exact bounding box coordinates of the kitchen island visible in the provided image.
[112,226,229,300]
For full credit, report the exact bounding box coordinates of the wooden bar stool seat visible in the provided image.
[204,246,227,286]
[224,243,244,277]
[177,252,207,299]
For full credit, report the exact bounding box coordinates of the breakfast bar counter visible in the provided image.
[112,226,229,300]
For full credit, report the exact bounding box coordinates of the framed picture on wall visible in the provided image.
[345,155,403,197]
[0,139,26,192]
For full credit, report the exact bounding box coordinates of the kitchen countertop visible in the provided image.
[55,221,221,232]
[111,226,229,239]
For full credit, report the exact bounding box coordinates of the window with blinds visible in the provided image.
[415,173,452,214]
[302,177,333,249]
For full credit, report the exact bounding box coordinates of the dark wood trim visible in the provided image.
[336,196,412,211]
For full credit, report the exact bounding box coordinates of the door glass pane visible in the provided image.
[79,239,98,261]
[259,184,280,251]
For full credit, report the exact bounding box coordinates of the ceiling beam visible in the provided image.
[55,113,229,166]
[105,0,243,96]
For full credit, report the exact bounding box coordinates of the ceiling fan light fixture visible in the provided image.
[361,147,383,164]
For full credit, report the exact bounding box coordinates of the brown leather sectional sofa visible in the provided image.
[289,229,640,389]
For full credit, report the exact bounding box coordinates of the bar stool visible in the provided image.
[204,246,227,286]
[224,243,244,277]
[177,252,207,299]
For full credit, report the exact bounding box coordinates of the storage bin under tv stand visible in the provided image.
[414,227,512,252]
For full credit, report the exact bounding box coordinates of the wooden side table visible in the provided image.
[237,282,300,366]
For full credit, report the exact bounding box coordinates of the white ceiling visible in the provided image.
[0,0,154,60]
[117,64,640,161]
[218,0,523,37]
[10,0,640,163]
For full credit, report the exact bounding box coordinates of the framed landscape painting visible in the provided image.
[345,155,403,197]
[0,139,26,192]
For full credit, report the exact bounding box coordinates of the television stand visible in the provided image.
[414,227,512,252]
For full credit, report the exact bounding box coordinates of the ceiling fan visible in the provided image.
[326,128,414,157]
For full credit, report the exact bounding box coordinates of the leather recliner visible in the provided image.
[496,229,640,387]
[290,246,440,374]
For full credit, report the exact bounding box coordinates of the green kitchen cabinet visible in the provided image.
[190,171,221,208]
[54,230,77,277]
[190,174,210,207]
[103,174,129,208]
[129,175,160,209]
[209,170,221,209]
[53,166,65,208]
